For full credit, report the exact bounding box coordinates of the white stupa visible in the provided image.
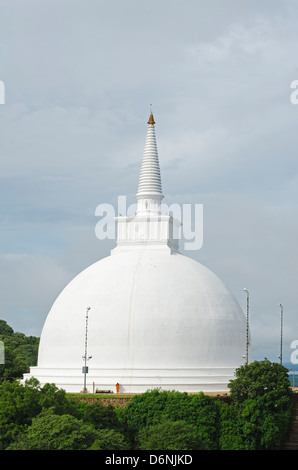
[24,112,249,393]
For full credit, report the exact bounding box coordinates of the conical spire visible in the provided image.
[114,110,180,252]
[136,112,163,207]
[147,112,155,126]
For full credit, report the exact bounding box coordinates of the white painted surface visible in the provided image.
[23,113,249,393]
[24,245,248,392]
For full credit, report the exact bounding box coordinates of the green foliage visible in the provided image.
[229,358,293,406]
[0,319,39,382]
[136,418,210,450]
[0,321,14,336]
[88,429,130,450]
[0,378,78,449]
[223,359,294,450]
[122,389,219,448]
[82,401,122,431]
[8,408,99,450]
[217,401,245,450]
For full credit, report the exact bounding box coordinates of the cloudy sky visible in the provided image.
[0,0,297,363]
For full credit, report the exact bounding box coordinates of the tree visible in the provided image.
[228,358,293,405]
[0,379,41,449]
[0,320,14,336]
[0,378,80,449]
[226,359,294,449]
[122,389,219,448]
[82,401,121,430]
[136,418,210,450]
[8,409,99,450]
[37,382,78,416]
[88,429,130,450]
[0,319,39,382]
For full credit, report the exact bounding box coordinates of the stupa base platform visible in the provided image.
[23,365,239,394]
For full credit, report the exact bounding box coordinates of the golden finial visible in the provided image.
[147,104,155,125]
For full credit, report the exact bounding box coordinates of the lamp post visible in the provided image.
[243,288,249,364]
[82,307,92,394]
[278,303,283,365]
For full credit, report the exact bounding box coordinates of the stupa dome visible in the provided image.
[24,112,249,393]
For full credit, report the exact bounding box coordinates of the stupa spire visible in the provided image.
[147,111,155,126]
[115,109,180,252]
[136,110,164,215]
